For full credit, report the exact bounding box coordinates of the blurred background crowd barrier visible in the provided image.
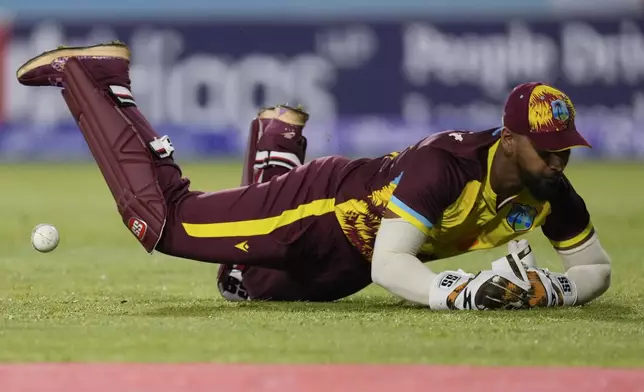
[1,0,643,161]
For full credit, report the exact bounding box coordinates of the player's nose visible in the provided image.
[546,151,569,173]
[549,161,564,173]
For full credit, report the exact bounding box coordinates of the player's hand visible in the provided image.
[429,253,532,310]
[508,239,578,307]
[525,266,577,307]
[429,248,577,310]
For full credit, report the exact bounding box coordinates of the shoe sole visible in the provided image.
[258,105,309,125]
[16,43,130,79]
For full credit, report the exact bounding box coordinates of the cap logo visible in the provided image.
[551,99,570,122]
[528,85,575,133]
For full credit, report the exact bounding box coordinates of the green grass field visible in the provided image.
[0,160,643,366]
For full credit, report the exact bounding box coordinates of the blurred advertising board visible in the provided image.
[1,17,644,160]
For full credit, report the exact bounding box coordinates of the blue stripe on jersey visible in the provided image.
[392,172,404,185]
[389,195,434,229]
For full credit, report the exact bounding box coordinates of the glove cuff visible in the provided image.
[547,271,578,306]
[530,269,578,307]
[428,270,474,310]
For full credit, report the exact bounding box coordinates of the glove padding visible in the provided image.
[525,266,577,307]
[508,239,577,307]
[508,239,537,268]
[429,245,577,310]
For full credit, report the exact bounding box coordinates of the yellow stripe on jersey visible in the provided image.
[439,180,482,228]
[387,196,433,236]
[182,198,336,238]
[549,222,595,250]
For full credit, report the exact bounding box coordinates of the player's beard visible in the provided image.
[519,169,564,201]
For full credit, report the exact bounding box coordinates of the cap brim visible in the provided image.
[526,128,592,152]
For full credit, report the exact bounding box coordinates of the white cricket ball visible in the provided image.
[31,224,60,253]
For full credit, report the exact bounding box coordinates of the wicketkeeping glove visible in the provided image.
[428,242,577,310]
[508,239,578,307]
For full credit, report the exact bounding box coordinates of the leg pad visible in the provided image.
[63,58,167,253]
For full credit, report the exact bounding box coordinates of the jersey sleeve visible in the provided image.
[386,148,466,236]
[541,176,594,251]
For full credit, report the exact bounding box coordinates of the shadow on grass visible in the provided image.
[462,301,641,323]
[120,295,641,323]
[130,297,407,317]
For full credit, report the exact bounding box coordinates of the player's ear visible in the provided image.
[500,127,515,157]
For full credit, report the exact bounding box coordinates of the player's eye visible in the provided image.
[537,150,552,161]
[538,149,570,170]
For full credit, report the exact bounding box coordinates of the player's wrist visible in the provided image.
[428,270,475,310]
[527,268,578,307]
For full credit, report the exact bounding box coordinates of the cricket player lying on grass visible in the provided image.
[16,41,611,310]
